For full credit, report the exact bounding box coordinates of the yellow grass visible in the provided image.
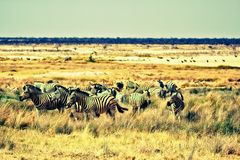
[0,44,239,159]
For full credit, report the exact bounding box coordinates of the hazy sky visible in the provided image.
[0,0,239,38]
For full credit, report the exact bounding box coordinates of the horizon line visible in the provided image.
[1,37,240,39]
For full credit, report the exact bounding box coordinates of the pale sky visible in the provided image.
[0,0,239,38]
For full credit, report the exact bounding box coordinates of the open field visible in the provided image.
[0,44,240,160]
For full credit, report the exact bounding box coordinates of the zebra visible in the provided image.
[124,81,140,95]
[158,88,167,99]
[33,81,64,93]
[116,82,124,91]
[158,80,177,96]
[135,83,155,94]
[97,87,117,98]
[126,81,139,91]
[124,90,151,115]
[88,83,108,95]
[166,90,184,120]
[66,89,128,121]
[19,84,69,114]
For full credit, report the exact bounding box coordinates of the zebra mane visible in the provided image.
[55,85,69,93]
[23,84,42,93]
[73,89,90,96]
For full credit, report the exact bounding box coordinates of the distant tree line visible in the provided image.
[0,37,240,45]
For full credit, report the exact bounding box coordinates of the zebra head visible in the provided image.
[116,82,124,91]
[143,90,151,105]
[166,100,173,107]
[66,92,77,109]
[19,84,41,101]
[157,80,164,88]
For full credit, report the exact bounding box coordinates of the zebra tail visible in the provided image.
[116,104,128,113]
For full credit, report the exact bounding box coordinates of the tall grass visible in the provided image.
[0,91,239,136]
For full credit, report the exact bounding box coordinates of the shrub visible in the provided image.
[55,123,73,135]
[185,111,200,122]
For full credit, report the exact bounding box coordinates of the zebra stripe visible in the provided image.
[20,84,69,113]
[165,81,178,95]
[33,81,63,93]
[128,91,151,115]
[126,81,139,91]
[66,90,128,120]
[166,90,184,117]
[135,83,155,93]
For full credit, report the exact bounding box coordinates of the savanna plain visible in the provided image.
[0,44,239,160]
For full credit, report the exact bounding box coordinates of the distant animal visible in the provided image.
[222,59,225,62]
[19,84,69,114]
[64,56,72,61]
[66,90,128,121]
[206,60,209,63]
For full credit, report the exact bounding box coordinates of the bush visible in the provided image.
[185,111,200,122]
[55,123,73,135]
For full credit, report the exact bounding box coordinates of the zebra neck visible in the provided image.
[30,93,41,106]
[77,95,88,109]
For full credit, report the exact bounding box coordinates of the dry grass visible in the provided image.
[0,44,239,159]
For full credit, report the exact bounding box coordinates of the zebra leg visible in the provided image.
[132,106,138,116]
[92,111,100,118]
[36,108,46,116]
[137,106,141,114]
[60,106,64,113]
[57,107,61,113]
[83,112,89,121]
[35,108,40,117]
[108,108,116,121]
[171,105,176,121]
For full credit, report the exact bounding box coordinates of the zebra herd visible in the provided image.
[19,80,185,121]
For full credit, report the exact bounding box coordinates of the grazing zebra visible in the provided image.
[19,84,69,114]
[166,90,184,120]
[126,91,151,115]
[97,87,117,98]
[157,80,164,88]
[158,80,177,96]
[158,88,167,99]
[116,82,124,91]
[66,90,128,121]
[165,81,178,95]
[89,83,108,95]
[33,81,63,93]
[126,81,139,91]
[135,83,155,94]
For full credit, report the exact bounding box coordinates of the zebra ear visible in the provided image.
[23,85,30,92]
[75,88,81,92]
[167,101,171,106]
[35,87,42,92]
